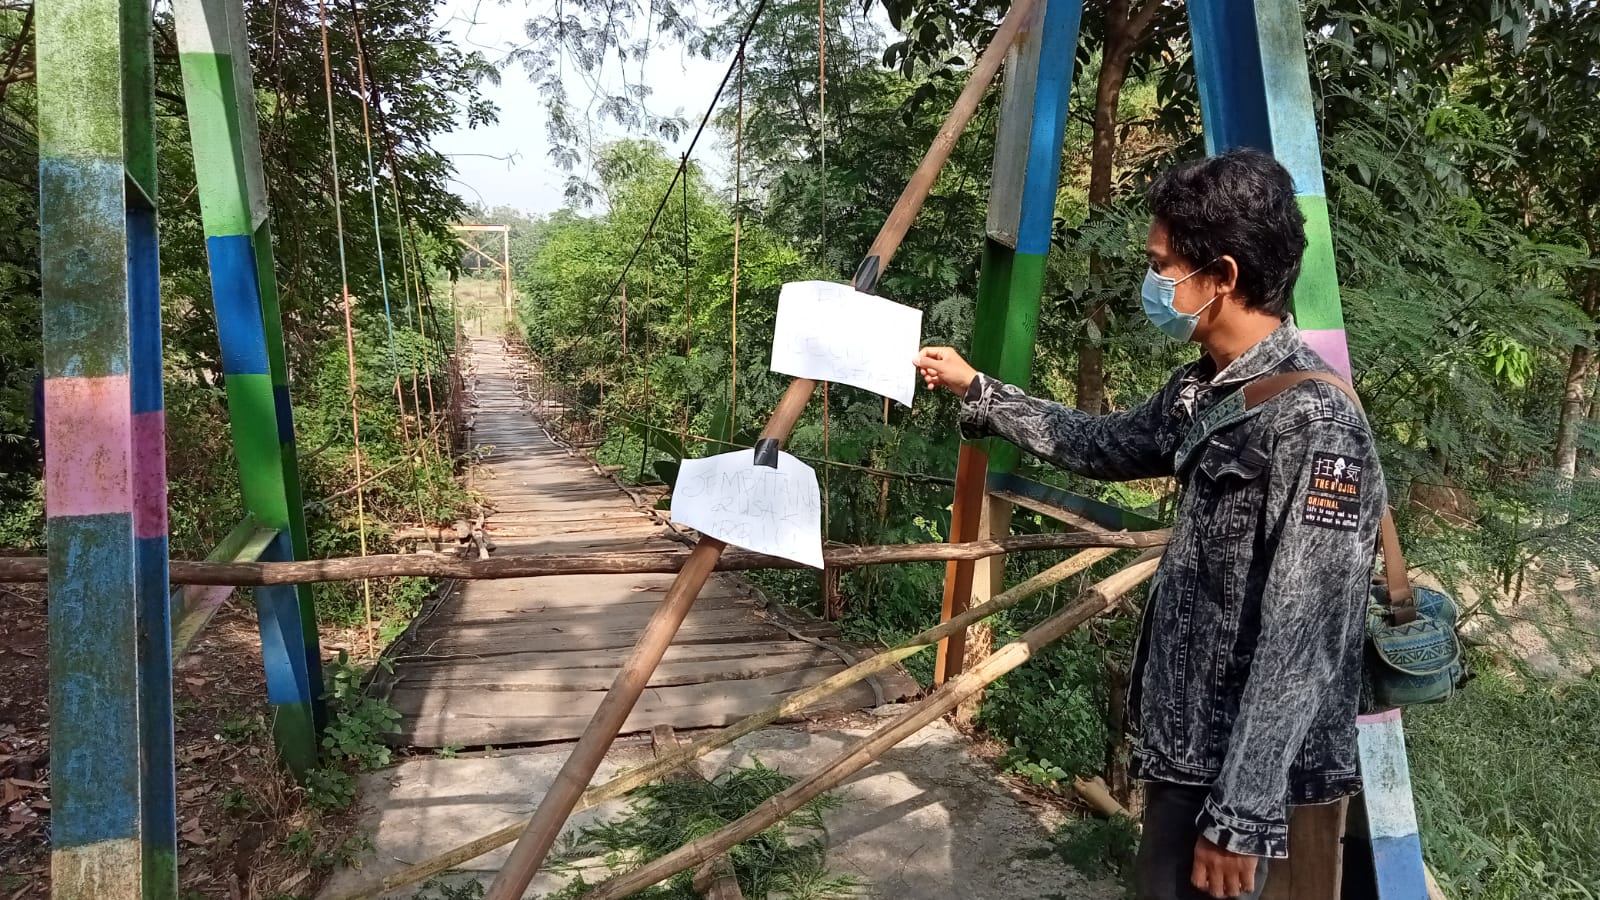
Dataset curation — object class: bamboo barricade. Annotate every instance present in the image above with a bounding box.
[325,546,1122,900]
[579,553,1164,899]
[484,3,1044,895]
[0,531,1166,585]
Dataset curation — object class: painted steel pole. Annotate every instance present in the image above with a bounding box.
[936,0,1084,683]
[174,0,324,776]
[1187,2,1426,897]
[38,0,174,892]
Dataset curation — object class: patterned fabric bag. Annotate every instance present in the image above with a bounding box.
[1362,580,1466,710]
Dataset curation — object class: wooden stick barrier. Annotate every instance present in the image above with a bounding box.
[580,552,1164,899]
[0,531,1166,585]
[325,546,1120,900]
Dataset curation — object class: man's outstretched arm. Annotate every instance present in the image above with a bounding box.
[916,346,1180,481]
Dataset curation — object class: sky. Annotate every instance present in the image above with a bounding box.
[431,0,731,217]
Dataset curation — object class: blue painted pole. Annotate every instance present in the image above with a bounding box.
[38,0,173,892]
[937,0,1085,683]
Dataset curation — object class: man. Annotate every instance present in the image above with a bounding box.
[914,150,1385,900]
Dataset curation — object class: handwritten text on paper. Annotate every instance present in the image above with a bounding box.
[769,281,923,407]
[669,449,824,568]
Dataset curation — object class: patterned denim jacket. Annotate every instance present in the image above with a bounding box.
[959,320,1386,858]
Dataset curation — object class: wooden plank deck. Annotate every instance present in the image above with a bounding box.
[386,335,918,748]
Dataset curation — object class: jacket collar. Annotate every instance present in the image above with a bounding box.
[1199,316,1303,387]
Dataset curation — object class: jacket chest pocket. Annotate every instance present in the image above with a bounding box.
[1189,441,1268,539]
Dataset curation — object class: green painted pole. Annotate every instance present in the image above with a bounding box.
[173,0,323,776]
[937,0,1086,683]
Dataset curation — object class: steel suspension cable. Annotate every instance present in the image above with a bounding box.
[593,0,770,317]
[681,161,692,438]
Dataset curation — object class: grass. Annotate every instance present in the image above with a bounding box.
[1022,652,1600,900]
[1407,658,1600,899]
[542,760,858,899]
[1038,815,1140,896]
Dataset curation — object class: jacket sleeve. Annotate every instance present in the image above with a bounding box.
[957,372,1179,481]
[1197,412,1383,858]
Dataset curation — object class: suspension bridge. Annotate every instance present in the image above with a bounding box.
[384,330,916,749]
[25,0,1442,896]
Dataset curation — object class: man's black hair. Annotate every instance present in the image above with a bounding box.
[1147,149,1307,317]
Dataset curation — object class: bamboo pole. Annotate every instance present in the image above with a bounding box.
[1073,776,1134,821]
[0,531,1164,586]
[581,553,1163,899]
[324,546,1119,900]
[483,5,1044,893]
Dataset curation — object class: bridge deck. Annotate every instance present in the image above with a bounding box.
[386,335,916,748]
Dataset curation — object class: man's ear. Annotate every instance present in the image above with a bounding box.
[1215,255,1241,299]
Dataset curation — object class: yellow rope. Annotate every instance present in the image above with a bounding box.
[730,49,744,432]
[316,0,375,652]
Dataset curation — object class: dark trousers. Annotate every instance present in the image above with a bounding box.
[1136,782,1269,900]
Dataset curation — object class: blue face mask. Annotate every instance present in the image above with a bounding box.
[1141,260,1219,342]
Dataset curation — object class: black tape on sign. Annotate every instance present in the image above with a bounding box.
[753,438,780,469]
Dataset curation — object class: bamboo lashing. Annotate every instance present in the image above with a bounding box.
[324,545,1119,900]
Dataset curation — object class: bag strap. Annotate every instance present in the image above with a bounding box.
[1240,371,1416,625]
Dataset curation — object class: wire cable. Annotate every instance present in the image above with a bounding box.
[594,0,771,315]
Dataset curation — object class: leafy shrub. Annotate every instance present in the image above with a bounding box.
[977,631,1111,783]
[321,652,402,772]
[304,767,357,813]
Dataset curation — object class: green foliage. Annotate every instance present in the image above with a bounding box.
[1042,815,1141,890]
[286,821,376,871]
[0,474,42,548]
[413,879,486,900]
[220,713,267,745]
[977,632,1111,783]
[544,761,856,900]
[296,653,402,815]
[304,766,359,813]
[286,825,316,859]
[221,786,256,814]
[1408,662,1600,899]
[321,653,402,772]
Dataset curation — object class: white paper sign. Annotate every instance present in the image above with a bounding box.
[770,280,923,407]
[669,449,824,569]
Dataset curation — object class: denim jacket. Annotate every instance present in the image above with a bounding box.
[959,320,1386,858]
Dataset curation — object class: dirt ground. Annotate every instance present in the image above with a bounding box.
[0,584,367,900]
[1431,562,1600,679]
[0,583,49,897]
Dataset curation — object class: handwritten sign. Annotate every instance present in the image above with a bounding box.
[769,281,922,407]
[670,450,823,568]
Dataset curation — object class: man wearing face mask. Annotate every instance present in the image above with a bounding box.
[915,149,1386,900]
